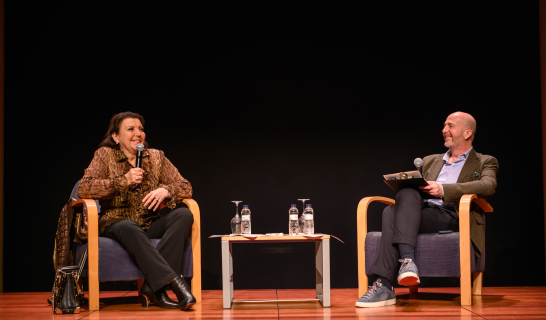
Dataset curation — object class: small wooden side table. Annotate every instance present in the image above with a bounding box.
[220,235,331,309]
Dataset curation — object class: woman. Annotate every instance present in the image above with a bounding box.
[77,111,196,310]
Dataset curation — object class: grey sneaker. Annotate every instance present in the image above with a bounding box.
[397,258,420,286]
[355,279,396,308]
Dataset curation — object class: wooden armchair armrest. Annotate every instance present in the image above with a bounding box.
[357,196,395,297]
[71,199,100,311]
[460,195,493,214]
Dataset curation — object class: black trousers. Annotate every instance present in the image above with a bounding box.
[371,188,459,283]
[102,207,193,292]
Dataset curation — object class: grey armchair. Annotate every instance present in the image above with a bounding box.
[357,194,492,306]
[70,182,201,311]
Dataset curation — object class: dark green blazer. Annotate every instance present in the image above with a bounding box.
[422,148,499,257]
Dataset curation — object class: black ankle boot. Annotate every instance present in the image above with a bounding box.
[169,276,196,310]
[140,281,179,309]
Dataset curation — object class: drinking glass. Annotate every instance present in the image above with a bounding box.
[231,201,242,234]
[297,199,310,213]
[297,199,309,234]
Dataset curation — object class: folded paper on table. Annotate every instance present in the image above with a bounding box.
[302,234,345,243]
[208,234,266,238]
[237,234,266,238]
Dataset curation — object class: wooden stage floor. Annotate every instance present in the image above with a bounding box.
[0,287,545,319]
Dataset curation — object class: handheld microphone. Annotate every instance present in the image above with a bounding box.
[136,144,145,168]
[414,158,423,177]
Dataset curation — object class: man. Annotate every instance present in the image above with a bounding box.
[356,112,498,308]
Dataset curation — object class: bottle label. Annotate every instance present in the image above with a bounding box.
[305,214,313,220]
[242,215,250,221]
[289,214,298,220]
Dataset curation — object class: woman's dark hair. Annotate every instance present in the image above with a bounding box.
[99,111,149,149]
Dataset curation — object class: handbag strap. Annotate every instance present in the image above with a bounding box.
[77,248,88,280]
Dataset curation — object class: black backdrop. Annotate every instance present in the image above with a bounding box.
[6,2,545,292]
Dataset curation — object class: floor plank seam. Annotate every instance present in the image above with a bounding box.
[420,287,489,320]
[78,289,134,319]
[458,304,489,320]
[276,288,280,320]
[79,309,97,320]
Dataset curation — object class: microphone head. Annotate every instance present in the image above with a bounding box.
[136,144,145,152]
[414,157,423,168]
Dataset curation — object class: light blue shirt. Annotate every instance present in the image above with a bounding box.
[426,147,473,207]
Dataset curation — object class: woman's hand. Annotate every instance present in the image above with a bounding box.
[125,168,145,187]
[143,187,170,211]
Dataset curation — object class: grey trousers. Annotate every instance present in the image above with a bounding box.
[102,207,193,292]
[371,188,458,283]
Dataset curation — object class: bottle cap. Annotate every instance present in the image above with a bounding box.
[291,204,296,207]
[306,204,312,207]
[243,205,249,208]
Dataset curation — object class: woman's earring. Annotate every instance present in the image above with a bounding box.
[116,141,119,144]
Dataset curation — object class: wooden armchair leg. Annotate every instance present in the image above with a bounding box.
[88,274,99,310]
[358,274,369,298]
[473,272,483,296]
[409,285,418,293]
[459,254,472,305]
[191,275,201,303]
[460,268,472,305]
[137,279,144,299]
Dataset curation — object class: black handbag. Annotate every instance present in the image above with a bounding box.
[51,249,88,314]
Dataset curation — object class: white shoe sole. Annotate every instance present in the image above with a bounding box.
[355,298,396,308]
[398,272,420,286]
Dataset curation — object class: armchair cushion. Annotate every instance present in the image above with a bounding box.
[365,231,485,277]
[76,236,193,281]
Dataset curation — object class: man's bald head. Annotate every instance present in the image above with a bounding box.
[443,111,476,153]
[447,111,476,141]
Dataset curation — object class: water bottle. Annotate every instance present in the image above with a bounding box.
[241,205,251,234]
[303,204,314,235]
[288,204,299,235]
[230,213,241,234]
